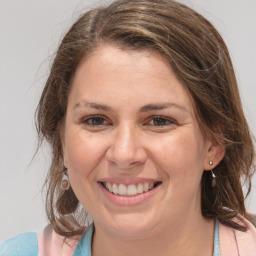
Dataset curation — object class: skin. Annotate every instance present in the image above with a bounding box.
[62,45,224,256]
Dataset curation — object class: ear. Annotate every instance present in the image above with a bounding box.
[203,140,225,171]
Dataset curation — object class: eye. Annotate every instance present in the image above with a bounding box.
[82,116,109,126]
[147,116,175,127]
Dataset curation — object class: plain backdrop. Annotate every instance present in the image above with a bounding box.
[0,0,255,241]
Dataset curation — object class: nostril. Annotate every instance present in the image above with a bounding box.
[105,145,147,169]
[105,128,147,167]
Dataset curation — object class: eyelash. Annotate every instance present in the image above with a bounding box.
[81,115,176,128]
[81,115,110,126]
[146,116,176,127]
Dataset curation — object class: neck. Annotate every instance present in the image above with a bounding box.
[91,214,215,256]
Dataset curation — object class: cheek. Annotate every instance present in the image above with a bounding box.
[152,129,206,185]
[63,130,108,207]
[153,133,206,212]
[64,129,107,180]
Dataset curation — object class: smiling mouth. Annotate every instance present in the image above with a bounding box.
[100,182,162,196]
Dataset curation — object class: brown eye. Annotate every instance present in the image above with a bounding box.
[82,116,108,126]
[148,116,175,127]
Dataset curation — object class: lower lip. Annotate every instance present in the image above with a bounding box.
[98,183,160,206]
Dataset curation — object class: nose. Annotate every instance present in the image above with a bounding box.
[105,123,147,169]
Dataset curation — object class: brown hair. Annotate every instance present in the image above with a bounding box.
[36,0,255,237]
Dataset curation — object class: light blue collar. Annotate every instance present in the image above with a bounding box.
[74,220,220,256]
[213,220,220,256]
[73,224,93,256]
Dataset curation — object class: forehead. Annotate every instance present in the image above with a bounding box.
[75,45,173,81]
[69,45,195,113]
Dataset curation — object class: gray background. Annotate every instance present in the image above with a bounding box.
[0,0,255,241]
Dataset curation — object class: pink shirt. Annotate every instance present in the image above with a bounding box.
[219,217,256,255]
[38,216,256,256]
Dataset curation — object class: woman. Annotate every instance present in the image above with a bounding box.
[1,0,255,255]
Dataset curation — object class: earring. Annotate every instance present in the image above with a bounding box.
[209,161,216,187]
[61,169,70,190]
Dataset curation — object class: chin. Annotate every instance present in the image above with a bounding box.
[98,213,157,239]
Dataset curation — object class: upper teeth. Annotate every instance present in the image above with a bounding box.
[104,182,155,196]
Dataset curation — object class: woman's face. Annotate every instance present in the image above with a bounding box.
[63,46,217,238]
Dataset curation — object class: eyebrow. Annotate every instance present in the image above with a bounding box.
[74,101,188,113]
[74,101,111,111]
[139,103,188,112]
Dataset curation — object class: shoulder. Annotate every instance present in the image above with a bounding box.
[0,232,38,256]
[219,216,256,256]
